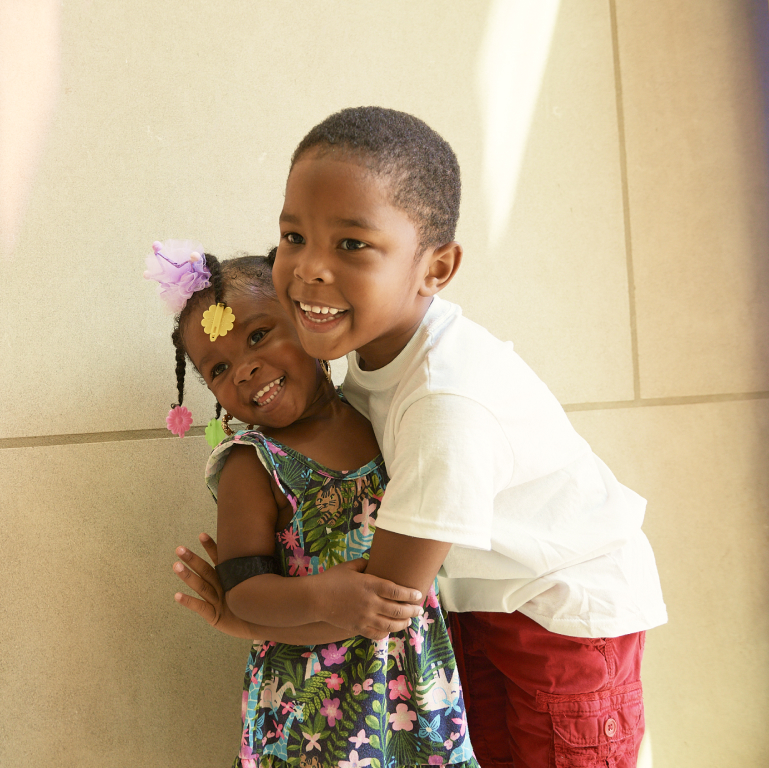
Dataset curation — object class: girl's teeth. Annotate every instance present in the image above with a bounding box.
[254,377,284,404]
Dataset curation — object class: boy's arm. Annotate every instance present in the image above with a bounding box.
[216,446,423,637]
[363,395,513,593]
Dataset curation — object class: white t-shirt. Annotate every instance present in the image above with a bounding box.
[343,297,667,638]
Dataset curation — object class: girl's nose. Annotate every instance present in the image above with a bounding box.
[233,357,260,385]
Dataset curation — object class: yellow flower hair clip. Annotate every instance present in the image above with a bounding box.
[201,303,235,341]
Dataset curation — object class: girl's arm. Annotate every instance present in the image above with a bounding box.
[174,537,406,644]
[216,446,423,638]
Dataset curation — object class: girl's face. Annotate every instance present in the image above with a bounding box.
[183,294,328,429]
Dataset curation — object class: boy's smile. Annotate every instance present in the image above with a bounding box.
[273,153,440,370]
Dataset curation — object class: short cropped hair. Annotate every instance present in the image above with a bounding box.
[291,107,461,252]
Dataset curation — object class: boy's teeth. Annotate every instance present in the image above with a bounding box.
[299,302,342,316]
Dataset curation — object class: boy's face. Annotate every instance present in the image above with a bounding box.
[272,152,435,370]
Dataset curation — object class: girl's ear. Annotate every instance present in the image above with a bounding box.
[418,241,463,297]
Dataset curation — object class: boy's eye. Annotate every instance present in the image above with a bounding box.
[339,238,366,251]
[250,329,267,346]
[284,232,304,245]
[211,362,228,379]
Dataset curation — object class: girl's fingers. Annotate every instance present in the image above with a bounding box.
[198,532,219,566]
[174,591,215,623]
[173,561,219,603]
[176,546,218,585]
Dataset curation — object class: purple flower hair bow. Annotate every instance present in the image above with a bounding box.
[144,239,210,314]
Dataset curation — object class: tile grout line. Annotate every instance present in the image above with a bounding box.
[2,392,769,449]
[564,391,769,412]
[608,0,641,401]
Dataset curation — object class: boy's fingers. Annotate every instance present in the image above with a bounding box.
[376,580,422,605]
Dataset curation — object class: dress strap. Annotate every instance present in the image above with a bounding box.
[205,431,309,504]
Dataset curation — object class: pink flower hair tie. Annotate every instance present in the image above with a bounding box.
[166,405,193,438]
[144,239,210,314]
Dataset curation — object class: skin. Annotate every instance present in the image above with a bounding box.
[181,293,423,641]
[270,150,462,599]
[272,150,462,371]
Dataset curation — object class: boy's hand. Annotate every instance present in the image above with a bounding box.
[313,559,424,640]
[173,534,261,641]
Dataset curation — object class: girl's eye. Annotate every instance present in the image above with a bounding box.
[340,238,366,251]
[250,330,267,346]
[284,232,304,245]
[211,363,228,379]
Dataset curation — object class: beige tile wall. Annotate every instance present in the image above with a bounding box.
[3,1,768,765]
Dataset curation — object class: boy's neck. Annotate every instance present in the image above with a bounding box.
[357,297,435,371]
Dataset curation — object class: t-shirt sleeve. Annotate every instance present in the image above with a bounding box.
[374,394,514,549]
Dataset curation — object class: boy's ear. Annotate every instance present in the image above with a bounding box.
[418,241,463,297]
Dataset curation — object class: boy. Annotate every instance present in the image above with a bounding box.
[270,106,666,768]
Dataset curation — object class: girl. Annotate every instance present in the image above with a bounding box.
[145,241,477,768]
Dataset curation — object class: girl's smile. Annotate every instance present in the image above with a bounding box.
[183,295,331,429]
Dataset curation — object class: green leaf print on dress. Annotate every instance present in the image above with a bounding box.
[205,430,478,768]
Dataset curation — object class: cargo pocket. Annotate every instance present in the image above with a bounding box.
[536,681,644,767]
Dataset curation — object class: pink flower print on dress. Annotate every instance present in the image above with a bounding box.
[408,627,424,653]
[418,612,435,631]
[266,441,287,456]
[353,677,374,695]
[320,697,342,727]
[388,674,412,701]
[389,703,417,732]
[352,497,377,536]
[425,585,440,609]
[288,548,311,576]
[349,728,370,749]
[452,710,468,737]
[166,405,192,437]
[320,643,348,666]
[339,749,372,768]
[302,731,321,751]
[326,673,343,691]
[428,757,446,766]
[281,527,300,549]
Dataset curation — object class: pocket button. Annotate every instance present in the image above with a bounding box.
[604,717,617,737]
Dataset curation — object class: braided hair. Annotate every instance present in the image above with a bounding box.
[169,253,276,421]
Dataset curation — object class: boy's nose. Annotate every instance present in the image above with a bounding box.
[293,246,332,284]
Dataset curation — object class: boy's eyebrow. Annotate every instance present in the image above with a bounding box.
[331,216,380,231]
[279,211,380,231]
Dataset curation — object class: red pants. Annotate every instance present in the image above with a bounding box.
[450,611,645,768]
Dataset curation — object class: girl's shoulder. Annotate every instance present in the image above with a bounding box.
[205,428,385,501]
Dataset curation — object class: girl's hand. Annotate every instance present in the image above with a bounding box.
[314,558,425,640]
[173,534,262,640]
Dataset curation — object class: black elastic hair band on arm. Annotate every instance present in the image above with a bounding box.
[215,555,280,593]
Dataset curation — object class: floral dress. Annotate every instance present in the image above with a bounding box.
[206,430,478,768]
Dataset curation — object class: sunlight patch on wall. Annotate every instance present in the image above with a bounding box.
[0,0,61,259]
[476,0,560,251]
